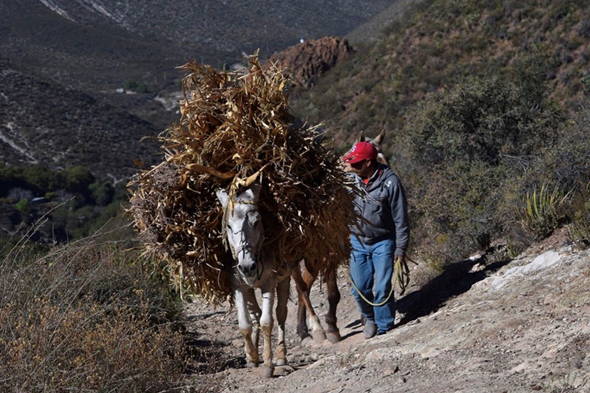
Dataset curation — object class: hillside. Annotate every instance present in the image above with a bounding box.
[0,1,188,94]
[0,0,393,95]
[290,0,590,265]
[293,0,590,145]
[346,0,422,45]
[0,61,160,179]
[30,0,392,57]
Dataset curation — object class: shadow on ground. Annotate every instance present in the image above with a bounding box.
[184,331,244,374]
[396,257,512,326]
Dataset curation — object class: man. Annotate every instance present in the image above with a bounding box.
[343,141,409,338]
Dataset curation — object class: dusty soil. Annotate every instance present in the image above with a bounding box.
[184,231,590,393]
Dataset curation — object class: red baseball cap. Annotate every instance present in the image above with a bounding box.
[342,141,377,164]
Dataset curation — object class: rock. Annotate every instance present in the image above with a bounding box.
[268,37,354,88]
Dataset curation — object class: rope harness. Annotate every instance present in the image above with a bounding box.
[349,255,416,306]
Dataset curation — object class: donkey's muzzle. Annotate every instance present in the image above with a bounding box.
[238,261,257,277]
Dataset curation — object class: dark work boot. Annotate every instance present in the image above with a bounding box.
[363,319,376,339]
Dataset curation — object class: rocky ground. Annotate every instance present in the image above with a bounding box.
[183,230,590,393]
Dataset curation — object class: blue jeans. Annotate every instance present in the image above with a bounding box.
[349,236,395,333]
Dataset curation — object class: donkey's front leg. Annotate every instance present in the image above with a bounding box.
[259,284,275,377]
[275,277,290,366]
[243,288,262,354]
[235,287,259,367]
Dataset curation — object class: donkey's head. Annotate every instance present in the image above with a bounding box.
[359,130,389,167]
[216,184,264,284]
[342,130,389,172]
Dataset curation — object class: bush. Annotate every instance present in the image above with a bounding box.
[64,166,95,195]
[570,203,590,248]
[89,180,115,206]
[408,76,561,166]
[400,75,562,263]
[0,235,187,393]
[568,182,590,248]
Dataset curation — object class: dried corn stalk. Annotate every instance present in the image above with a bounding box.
[128,55,356,304]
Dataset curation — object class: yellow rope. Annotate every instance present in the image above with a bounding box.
[349,256,415,306]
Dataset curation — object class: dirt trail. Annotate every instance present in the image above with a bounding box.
[184,232,590,393]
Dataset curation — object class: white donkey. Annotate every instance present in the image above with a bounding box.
[216,179,290,378]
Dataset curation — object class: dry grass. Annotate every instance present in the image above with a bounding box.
[0,231,188,393]
[128,54,357,304]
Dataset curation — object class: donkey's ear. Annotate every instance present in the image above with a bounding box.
[359,132,366,142]
[244,183,261,199]
[215,189,229,207]
[373,130,385,146]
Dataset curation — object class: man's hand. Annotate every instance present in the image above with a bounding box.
[393,255,410,295]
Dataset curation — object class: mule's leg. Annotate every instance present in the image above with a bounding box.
[259,284,275,377]
[275,277,289,366]
[235,287,259,367]
[243,288,262,353]
[293,266,309,340]
[324,266,342,343]
[292,264,327,343]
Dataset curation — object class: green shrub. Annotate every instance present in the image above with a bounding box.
[64,166,95,195]
[570,202,590,248]
[408,76,561,166]
[398,75,562,263]
[14,198,29,213]
[89,180,115,206]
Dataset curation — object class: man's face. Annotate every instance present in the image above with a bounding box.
[349,159,373,178]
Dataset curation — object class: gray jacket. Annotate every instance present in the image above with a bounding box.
[350,164,409,256]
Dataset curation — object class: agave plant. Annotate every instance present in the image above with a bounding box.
[521,183,571,239]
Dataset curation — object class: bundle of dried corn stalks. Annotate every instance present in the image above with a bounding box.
[128,55,356,304]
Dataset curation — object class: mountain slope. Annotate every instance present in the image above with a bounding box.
[0,1,192,93]
[289,0,590,267]
[293,0,590,145]
[346,0,423,45]
[0,0,394,95]
[30,0,393,55]
[0,61,160,179]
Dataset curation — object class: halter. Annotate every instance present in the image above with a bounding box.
[223,196,265,282]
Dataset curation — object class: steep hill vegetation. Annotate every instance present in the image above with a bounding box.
[0,62,160,178]
[0,0,392,95]
[291,0,590,264]
[295,0,590,141]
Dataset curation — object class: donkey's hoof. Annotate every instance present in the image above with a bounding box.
[274,365,295,376]
[260,365,274,378]
[326,331,341,344]
[311,330,327,343]
[246,360,259,368]
[275,358,287,366]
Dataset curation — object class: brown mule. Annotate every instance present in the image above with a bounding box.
[292,261,342,343]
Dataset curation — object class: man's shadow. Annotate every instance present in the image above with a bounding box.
[395,257,511,327]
